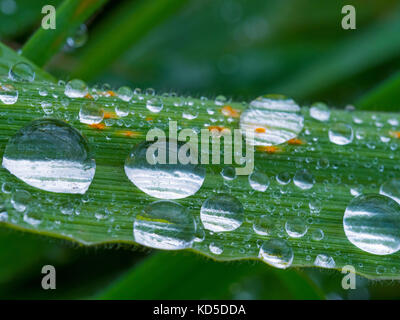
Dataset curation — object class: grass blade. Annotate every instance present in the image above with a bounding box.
[22,0,109,67]
[71,0,187,81]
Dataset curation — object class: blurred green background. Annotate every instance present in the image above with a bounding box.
[1,0,400,299]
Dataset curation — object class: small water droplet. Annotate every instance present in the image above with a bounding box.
[314,254,335,269]
[117,86,133,102]
[329,123,353,145]
[209,242,223,255]
[309,102,330,121]
[9,62,35,82]
[200,194,244,232]
[253,215,274,236]
[259,239,293,269]
[293,169,315,190]
[311,228,324,241]
[65,79,88,98]
[285,217,308,238]
[0,84,18,104]
[79,102,104,124]
[11,189,31,212]
[146,97,163,113]
[248,171,270,192]
[133,200,195,250]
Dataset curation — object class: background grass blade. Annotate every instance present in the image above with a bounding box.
[269,7,400,102]
[71,0,187,81]
[22,0,109,67]
[97,251,324,299]
[356,71,400,111]
[0,42,55,82]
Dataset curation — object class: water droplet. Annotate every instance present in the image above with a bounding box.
[79,102,104,124]
[276,172,291,185]
[311,228,324,241]
[380,178,400,205]
[221,166,236,180]
[259,239,293,269]
[11,189,31,212]
[240,94,303,146]
[285,217,308,238]
[9,62,35,82]
[209,242,223,255]
[293,169,315,190]
[65,24,88,50]
[314,254,335,269]
[248,171,270,192]
[117,86,133,102]
[253,215,274,236]
[124,139,205,199]
[65,79,88,98]
[329,123,353,145]
[133,200,195,250]
[0,84,18,104]
[2,119,96,194]
[146,97,163,113]
[343,194,400,255]
[200,194,244,232]
[309,102,330,121]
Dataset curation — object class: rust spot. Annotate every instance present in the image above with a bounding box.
[208,126,226,132]
[389,131,400,139]
[255,127,266,133]
[287,138,304,145]
[89,123,106,130]
[119,130,140,138]
[256,146,282,154]
[221,105,240,118]
[84,93,94,100]
[146,117,154,121]
[107,90,116,97]
[104,111,118,119]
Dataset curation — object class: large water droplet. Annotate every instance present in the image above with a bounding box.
[259,239,293,269]
[146,97,163,113]
[133,200,195,250]
[343,194,400,255]
[380,178,400,205]
[200,194,244,232]
[2,119,96,194]
[0,84,18,104]
[124,139,205,199]
[329,123,353,145]
[9,62,35,82]
[240,94,304,146]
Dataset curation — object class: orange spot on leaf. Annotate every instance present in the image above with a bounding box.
[287,138,304,145]
[221,105,240,118]
[89,123,106,130]
[119,130,140,138]
[256,146,282,154]
[84,93,94,99]
[255,127,266,133]
[104,111,118,119]
[389,131,400,139]
[146,117,154,121]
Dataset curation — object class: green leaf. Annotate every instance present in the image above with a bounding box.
[70,0,187,81]
[22,0,109,67]
[96,251,324,299]
[356,71,400,112]
[0,42,55,82]
[1,75,400,280]
[269,8,400,101]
